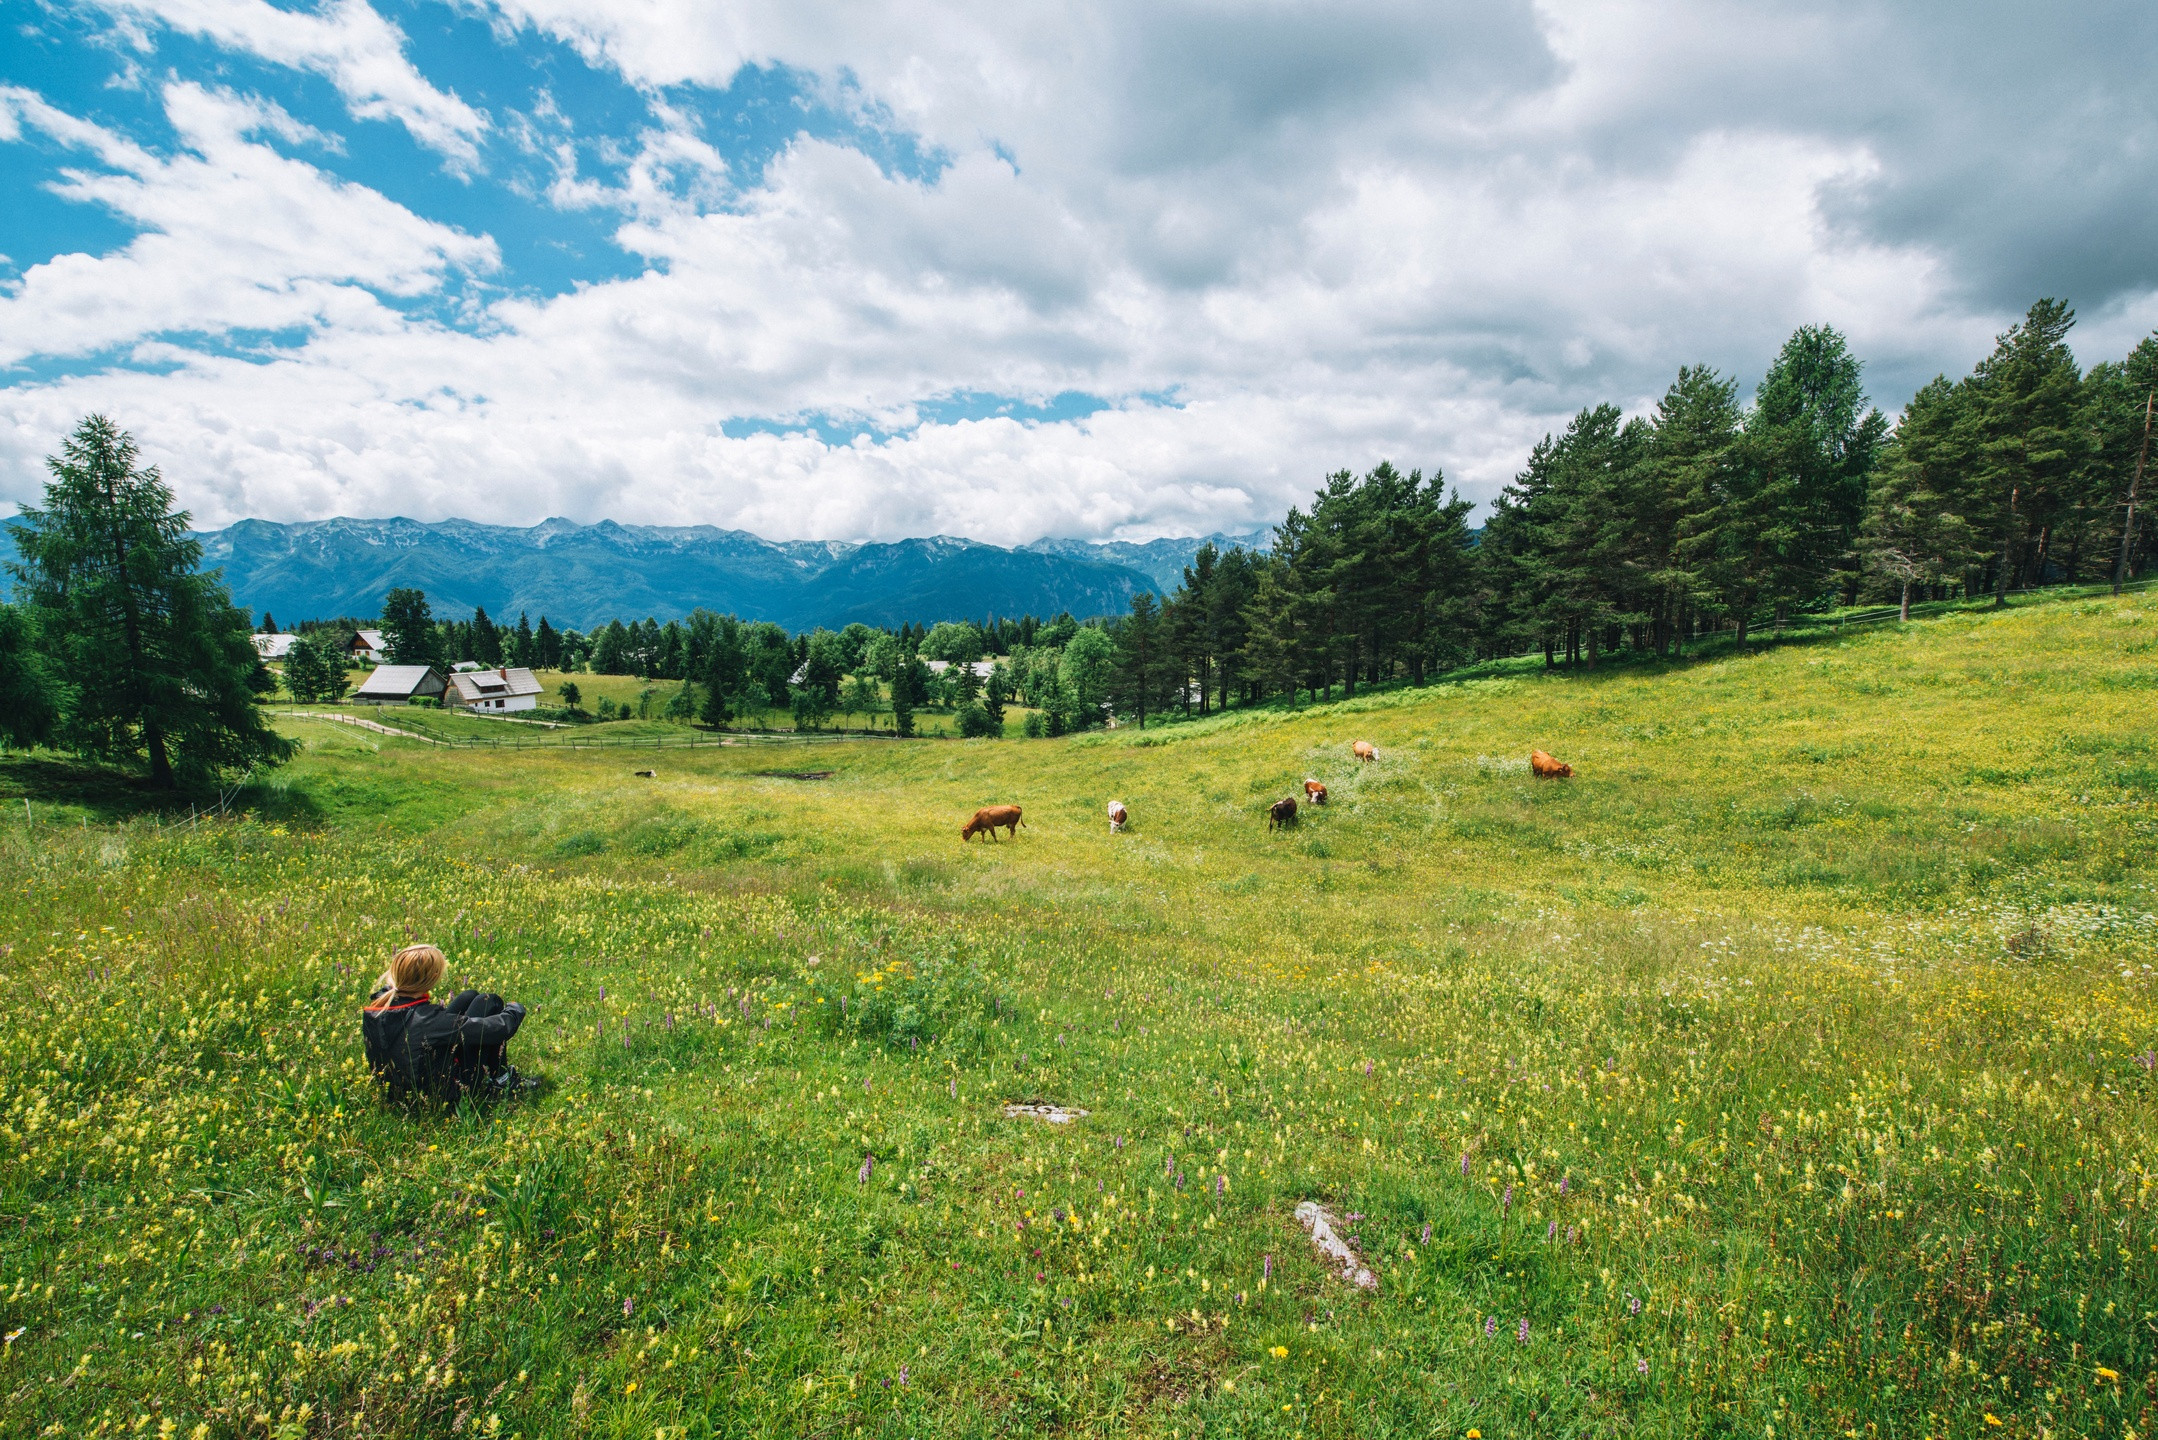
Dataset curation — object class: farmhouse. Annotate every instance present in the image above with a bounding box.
[346,630,392,663]
[352,665,446,705]
[251,633,298,661]
[446,666,544,712]
[924,659,997,679]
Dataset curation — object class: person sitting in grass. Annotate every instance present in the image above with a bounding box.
[362,943,539,1101]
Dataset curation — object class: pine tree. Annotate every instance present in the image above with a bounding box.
[7,415,293,786]
[1861,376,1984,618]
[283,634,324,702]
[1112,592,1170,727]
[471,607,503,665]
[1968,299,2085,602]
[380,588,442,670]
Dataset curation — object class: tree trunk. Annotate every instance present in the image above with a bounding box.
[1899,578,1911,623]
[2119,391,2154,595]
[101,475,174,787]
[1995,489,2018,606]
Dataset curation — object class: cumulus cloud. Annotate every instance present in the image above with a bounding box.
[85,0,489,169]
[2,0,2155,541]
[0,82,496,367]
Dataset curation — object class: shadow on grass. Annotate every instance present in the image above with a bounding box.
[0,751,325,826]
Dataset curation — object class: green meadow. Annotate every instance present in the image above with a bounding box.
[5,592,2157,1439]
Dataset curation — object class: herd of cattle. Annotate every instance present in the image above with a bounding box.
[958,742,1574,841]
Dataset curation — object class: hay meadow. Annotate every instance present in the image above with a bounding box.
[4,592,2157,1439]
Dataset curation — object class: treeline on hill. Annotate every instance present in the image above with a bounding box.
[1104,301,2157,721]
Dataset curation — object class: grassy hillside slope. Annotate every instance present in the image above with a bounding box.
[3,594,2156,1438]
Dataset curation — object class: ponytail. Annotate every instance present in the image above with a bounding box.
[366,943,446,1009]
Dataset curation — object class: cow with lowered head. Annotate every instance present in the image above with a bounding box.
[961,804,1027,841]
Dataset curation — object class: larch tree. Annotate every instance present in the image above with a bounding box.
[6,415,291,787]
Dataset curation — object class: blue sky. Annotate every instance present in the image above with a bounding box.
[2,0,2155,542]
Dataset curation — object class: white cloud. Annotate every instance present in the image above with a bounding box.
[0,83,496,368]
[85,0,488,170]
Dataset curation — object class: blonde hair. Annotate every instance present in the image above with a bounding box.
[367,943,446,1008]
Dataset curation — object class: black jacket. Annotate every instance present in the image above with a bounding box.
[362,990,523,1101]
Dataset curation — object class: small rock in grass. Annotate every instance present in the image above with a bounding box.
[1003,1103,1089,1124]
[1294,1201,1377,1291]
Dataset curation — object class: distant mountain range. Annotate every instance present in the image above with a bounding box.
[160,517,1277,632]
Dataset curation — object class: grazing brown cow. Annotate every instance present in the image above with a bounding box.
[961,804,1026,841]
[1107,800,1129,833]
[1530,749,1573,779]
[1304,778,1328,805]
[1352,740,1377,763]
[1268,796,1298,830]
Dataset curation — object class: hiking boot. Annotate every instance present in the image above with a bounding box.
[487,1067,545,1096]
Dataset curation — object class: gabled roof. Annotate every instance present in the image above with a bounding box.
[252,633,298,659]
[447,667,544,702]
[350,629,388,650]
[353,665,442,698]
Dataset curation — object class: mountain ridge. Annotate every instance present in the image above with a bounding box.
[157,516,1279,632]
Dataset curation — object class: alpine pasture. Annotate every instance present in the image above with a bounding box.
[4,594,2156,1439]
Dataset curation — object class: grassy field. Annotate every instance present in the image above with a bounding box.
[5,593,2157,1438]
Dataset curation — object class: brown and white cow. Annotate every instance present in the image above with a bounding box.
[1529,749,1573,779]
[1268,796,1298,830]
[1304,778,1328,805]
[1107,800,1129,833]
[961,804,1026,841]
[1352,740,1377,763]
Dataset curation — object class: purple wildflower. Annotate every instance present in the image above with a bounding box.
[1420,1223,1431,1245]
[1629,1294,1641,1315]
[1566,1225,1578,1244]
[1461,1153,1470,1177]
[598,985,606,1000]
[623,1297,634,1318]
[1214,1175,1225,1196]
[1363,1060,1372,1076]
[1637,1358,1649,1376]
[859,1154,875,1184]
[899,1365,909,1386]
[863,1076,872,1094]
[1264,1254,1273,1280]
[1517,1317,1530,1343]
[1502,1183,1512,1213]
[1560,1175,1570,1196]
[1547,1220,1558,1241]
[1483,1315,1495,1337]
